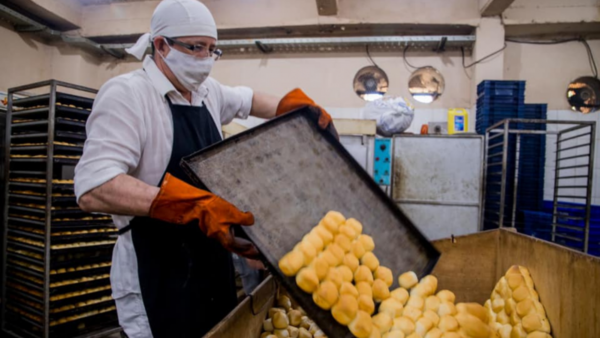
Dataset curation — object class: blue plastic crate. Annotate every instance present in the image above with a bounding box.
[477,96,525,105]
[477,80,526,97]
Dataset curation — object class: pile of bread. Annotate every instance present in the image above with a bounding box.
[277,211,552,338]
[261,294,326,338]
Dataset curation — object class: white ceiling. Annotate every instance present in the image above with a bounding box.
[78,0,150,6]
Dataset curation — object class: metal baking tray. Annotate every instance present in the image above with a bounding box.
[12,92,94,109]
[11,105,91,121]
[181,108,440,337]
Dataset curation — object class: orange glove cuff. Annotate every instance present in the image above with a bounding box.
[276,88,333,130]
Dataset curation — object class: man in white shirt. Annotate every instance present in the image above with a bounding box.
[73,1,336,337]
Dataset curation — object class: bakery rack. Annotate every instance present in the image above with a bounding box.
[1,80,120,338]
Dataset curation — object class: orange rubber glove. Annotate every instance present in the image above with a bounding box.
[149,173,259,259]
[276,88,339,139]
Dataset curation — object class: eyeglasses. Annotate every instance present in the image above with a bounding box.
[164,36,223,60]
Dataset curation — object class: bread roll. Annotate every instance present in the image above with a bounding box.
[346,218,364,235]
[505,298,516,316]
[415,316,433,336]
[438,315,458,332]
[379,298,404,318]
[358,294,376,315]
[343,253,360,272]
[492,298,505,313]
[288,309,302,326]
[273,311,289,329]
[340,282,359,298]
[436,290,455,303]
[352,240,367,259]
[277,295,292,310]
[441,333,461,338]
[295,241,317,266]
[325,267,343,288]
[382,331,405,338]
[512,285,530,302]
[335,234,352,253]
[506,273,525,291]
[454,313,491,338]
[391,288,410,305]
[337,265,354,283]
[269,308,286,318]
[311,255,330,280]
[373,279,391,302]
[392,317,415,335]
[406,333,421,338]
[410,284,431,298]
[373,312,393,334]
[497,310,510,325]
[375,266,394,287]
[357,281,374,298]
[516,299,534,318]
[279,250,304,276]
[358,234,375,252]
[264,318,274,332]
[313,281,339,310]
[355,265,374,285]
[456,303,488,323]
[274,329,290,338]
[312,225,333,246]
[349,310,374,338]
[332,294,359,325]
[298,327,311,338]
[438,302,457,317]
[361,252,380,272]
[420,275,438,295]
[296,268,319,293]
[369,328,382,338]
[339,224,358,240]
[407,295,425,310]
[499,324,512,338]
[303,233,325,253]
[511,324,527,338]
[322,211,345,234]
[321,250,339,267]
[425,295,441,312]
[525,332,551,338]
[402,306,422,322]
[398,272,419,289]
[423,310,440,326]
[261,332,271,338]
[425,328,443,338]
[326,243,345,264]
[313,330,326,338]
[521,314,543,333]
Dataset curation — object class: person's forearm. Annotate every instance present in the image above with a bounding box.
[78,174,159,216]
[250,92,279,119]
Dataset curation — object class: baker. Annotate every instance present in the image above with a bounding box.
[74,0,336,337]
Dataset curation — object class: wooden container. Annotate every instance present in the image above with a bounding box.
[205,229,600,338]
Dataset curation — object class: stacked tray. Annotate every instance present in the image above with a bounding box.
[2,82,119,338]
[476,80,526,135]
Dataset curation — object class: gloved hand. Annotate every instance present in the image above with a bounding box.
[149,173,259,259]
[276,88,339,139]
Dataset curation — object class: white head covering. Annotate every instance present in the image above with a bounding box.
[126,0,218,60]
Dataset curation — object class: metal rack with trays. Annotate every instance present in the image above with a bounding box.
[1,80,120,338]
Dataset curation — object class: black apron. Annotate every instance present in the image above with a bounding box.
[123,97,237,337]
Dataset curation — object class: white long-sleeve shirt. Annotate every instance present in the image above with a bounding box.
[74,55,253,298]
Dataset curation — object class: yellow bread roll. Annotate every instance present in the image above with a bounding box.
[373,279,391,302]
[343,253,360,272]
[308,323,319,335]
[441,333,461,338]
[485,300,497,323]
[499,324,513,338]
[454,313,491,338]
[402,306,422,322]
[526,332,551,338]
[540,318,550,333]
[260,332,271,338]
[277,295,292,310]
[321,250,339,267]
[506,273,525,291]
[415,316,434,336]
[420,275,438,294]
[279,250,304,276]
[327,243,345,263]
[505,299,516,316]
[357,282,374,298]
[369,328,382,338]
[358,294,376,315]
[337,265,354,283]
[511,324,527,338]
[456,303,488,323]
[496,278,511,299]
[358,234,376,252]
[287,326,298,338]
[438,302,457,317]
[346,218,364,235]
[532,300,546,318]
[349,310,374,338]
[399,272,419,289]
[375,266,394,287]
[288,309,302,326]
[269,308,286,318]
[274,329,289,338]
[436,290,456,303]
[516,299,534,318]
[300,317,311,329]
[530,289,539,301]
[505,265,521,276]
[311,255,330,281]
[264,318,274,331]
[303,233,324,252]
[322,211,345,234]
[391,288,410,305]
[355,265,374,285]
[314,330,327,338]
[332,294,359,325]
[339,224,358,240]
[312,225,333,246]
[272,311,289,329]
[340,282,359,298]
[497,310,510,325]
[492,298,506,313]
[352,240,368,259]
[335,234,353,252]
[425,328,443,338]
[512,285,530,302]
[373,312,394,334]
[298,328,311,338]
[521,314,543,333]
[406,333,421,338]
[410,283,432,298]
[326,267,343,289]
[383,331,405,338]
[379,298,404,318]
[295,241,317,266]
[438,315,459,332]
[313,281,339,310]
[361,252,380,272]
[523,275,534,291]
[425,296,441,312]
[296,268,319,293]
[392,317,415,335]
[423,310,440,326]
[407,295,425,310]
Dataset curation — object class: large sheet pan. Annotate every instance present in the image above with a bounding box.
[182,108,440,337]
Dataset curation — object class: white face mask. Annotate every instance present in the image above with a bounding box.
[159,45,214,92]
